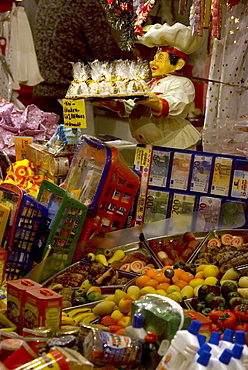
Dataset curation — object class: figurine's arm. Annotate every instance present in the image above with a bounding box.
[91,99,126,116]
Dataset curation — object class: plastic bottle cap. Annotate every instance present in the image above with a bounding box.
[209,331,221,345]
[219,348,232,365]
[222,328,234,343]
[197,350,211,366]
[133,313,143,329]
[232,344,243,360]
[187,320,202,335]
[234,330,246,345]
[197,334,207,347]
[197,343,212,356]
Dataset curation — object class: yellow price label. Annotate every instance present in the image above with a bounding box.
[134,147,151,167]
[62,99,87,128]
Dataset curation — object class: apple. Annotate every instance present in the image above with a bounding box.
[118,296,134,314]
[220,281,237,297]
[117,316,131,328]
[209,296,226,309]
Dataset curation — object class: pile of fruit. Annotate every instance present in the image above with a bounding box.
[86,247,157,273]
[193,232,248,274]
[148,232,201,266]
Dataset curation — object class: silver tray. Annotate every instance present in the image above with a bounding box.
[144,231,209,265]
[83,240,162,270]
[42,259,138,290]
[187,229,248,264]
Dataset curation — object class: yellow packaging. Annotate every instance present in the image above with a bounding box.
[14,137,33,161]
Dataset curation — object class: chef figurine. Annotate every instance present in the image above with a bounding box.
[94,22,205,149]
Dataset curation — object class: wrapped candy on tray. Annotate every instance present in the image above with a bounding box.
[97,61,115,97]
[66,61,90,98]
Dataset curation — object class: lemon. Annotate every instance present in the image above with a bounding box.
[167,293,181,303]
[139,286,157,296]
[193,285,203,297]
[189,278,205,289]
[238,276,248,288]
[172,291,182,301]
[166,285,181,294]
[195,271,204,279]
[203,265,220,278]
[181,285,194,299]
[196,264,207,273]
[156,289,167,297]
[204,276,218,286]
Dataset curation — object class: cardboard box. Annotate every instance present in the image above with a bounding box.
[24,288,62,330]
[7,279,42,334]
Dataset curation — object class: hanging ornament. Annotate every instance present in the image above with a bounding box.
[134,0,156,36]
[100,0,137,51]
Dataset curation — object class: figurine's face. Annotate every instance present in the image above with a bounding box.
[150,52,178,77]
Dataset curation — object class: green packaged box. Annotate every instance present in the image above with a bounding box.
[130,294,191,343]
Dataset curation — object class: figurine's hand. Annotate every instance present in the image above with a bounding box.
[90,99,117,111]
[130,104,150,120]
[136,93,163,115]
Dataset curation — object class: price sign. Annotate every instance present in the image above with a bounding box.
[62,99,87,128]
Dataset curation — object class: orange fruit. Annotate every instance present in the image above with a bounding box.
[87,286,102,295]
[135,275,151,289]
[175,279,188,290]
[153,273,168,284]
[146,269,159,279]
[172,276,179,284]
[156,282,170,291]
[145,278,159,289]
[180,271,195,283]
[173,269,185,278]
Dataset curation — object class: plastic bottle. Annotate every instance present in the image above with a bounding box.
[217,348,244,370]
[156,319,202,370]
[208,331,222,357]
[188,350,211,370]
[125,313,147,341]
[141,331,161,370]
[198,333,207,347]
[234,330,248,366]
[232,343,248,369]
[83,329,143,368]
[219,329,234,350]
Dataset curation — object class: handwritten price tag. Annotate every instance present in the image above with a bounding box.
[62,99,86,128]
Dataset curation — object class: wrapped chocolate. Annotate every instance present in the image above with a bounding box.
[113,59,129,95]
[88,60,103,96]
[97,61,114,96]
[126,59,149,94]
[66,62,89,98]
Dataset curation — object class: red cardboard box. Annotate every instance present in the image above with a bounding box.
[7,279,42,334]
[24,288,62,331]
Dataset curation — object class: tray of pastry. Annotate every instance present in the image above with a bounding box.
[187,229,248,274]
[42,259,138,290]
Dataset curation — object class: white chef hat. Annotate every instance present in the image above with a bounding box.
[137,22,205,60]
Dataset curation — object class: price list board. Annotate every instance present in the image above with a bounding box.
[132,145,248,231]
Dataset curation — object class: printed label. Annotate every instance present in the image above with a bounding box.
[231,170,248,199]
